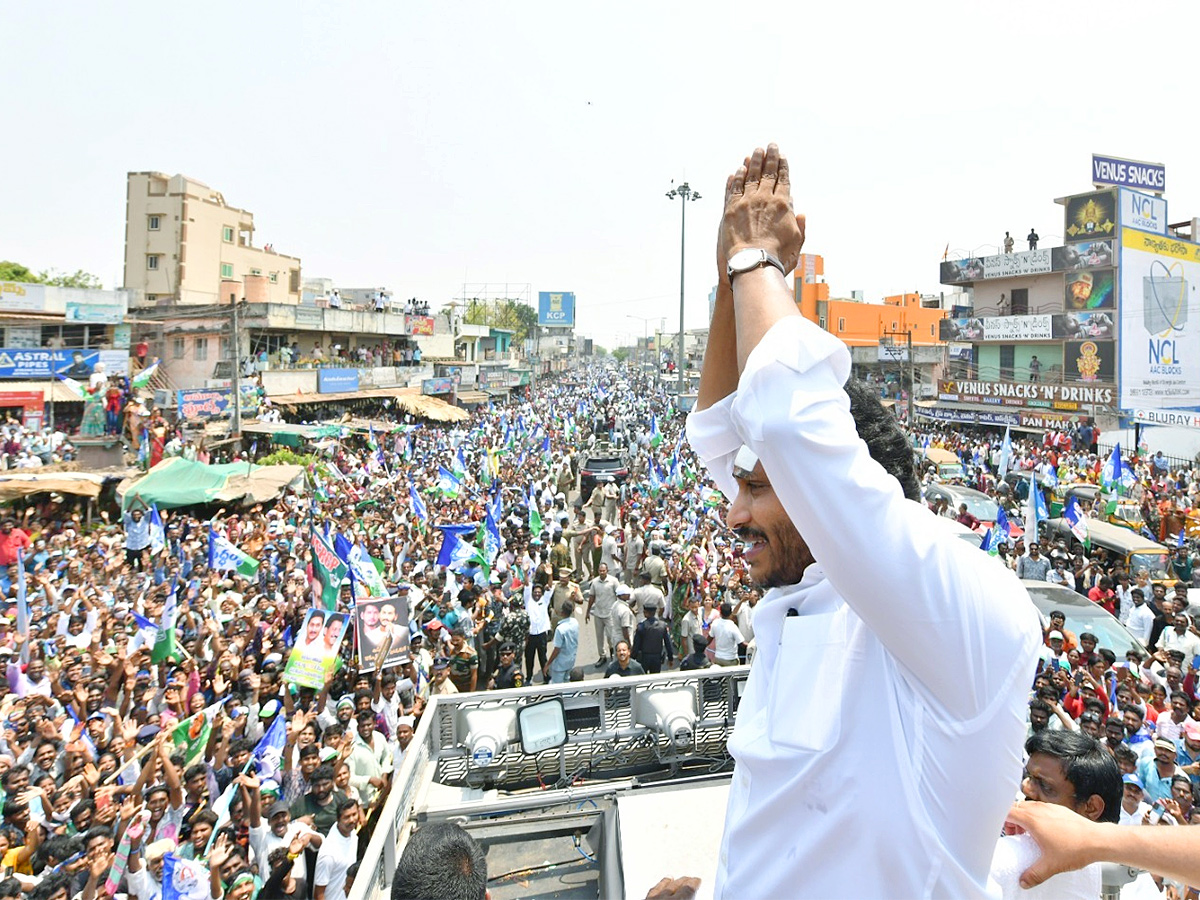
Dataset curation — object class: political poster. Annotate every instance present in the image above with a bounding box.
[1064,269,1115,311]
[1118,227,1200,409]
[284,608,349,689]
[0,348,129,379]
[355,596,411,672]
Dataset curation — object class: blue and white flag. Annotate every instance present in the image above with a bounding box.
[1064,497,1089,544]
[252,713,287,782]
[149,505,166,556]
[1025,478,1049,545]
[437,466,462,498]
[161,853,210,900]
[979,527,994,554]
[484,500,502,564]
[15,550,29,664]
[435,523,478,568]
[1100,444,1123,489]
[1043,466,1058,489]
[995,505,1012,543]
[1179,527,1187,549]
[409,482,428,525]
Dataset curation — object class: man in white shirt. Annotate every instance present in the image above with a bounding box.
[1118,774,1153,825]
[313,798,360,900]
[709,602,744,666]
[686,144,1040,899]
[1126,588,1155,645]
[1160,613,1200,662]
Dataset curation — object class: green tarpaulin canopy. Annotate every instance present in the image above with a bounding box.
[118,457,304,510]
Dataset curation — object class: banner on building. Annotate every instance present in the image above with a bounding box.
[422,377,456,395]
[63,289,129,324]
[1051,240,1115,272]
[538,291,576,327]
[1060,310,1115,340]
[1064,269,1115,310]
[917,407,1020,426]
[0,348,128,379]
[937,379,1115,407]
[1118,227,1200,409]
[405,315,434,335]
[1064,340,1115,384]
[1129,408,1200,429]
[1119,189,1168,235]
[317,368,359,393]
[177,388,231,419]
[1064,191,1117,242]
[0,283,47,314]
[940,249,1052,285]
[1092,154,1165,193]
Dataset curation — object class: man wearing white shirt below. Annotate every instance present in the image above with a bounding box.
[709,602,744,667]
[1126,588,1155,645]
[1160,612,1200,662]
[1118,773,1153,824]
[1046,557,1075,589]
[686,144,1040,899]
[313,798,359,900]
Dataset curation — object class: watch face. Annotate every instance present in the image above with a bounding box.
[728,248,764,272]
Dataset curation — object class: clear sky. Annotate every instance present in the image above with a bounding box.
[6,1,1199,350]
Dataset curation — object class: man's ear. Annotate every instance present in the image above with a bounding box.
[1077,792,1107,823]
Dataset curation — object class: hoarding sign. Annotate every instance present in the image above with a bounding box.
[422,377,455,395]
[940,249,1051,284]
[940,315,1054,342]
[294,307,324,328]
[406,315,434,335]
[1051,240,1114,272]
[63,288,128,324]
[1119,188,1167,235]
[917,407,1020,426]
[317,368,360,393]
[1118,227,1200,409]
[1064,191,1117,242]
[0,283,47,314]
[177,388,231,419]
[538,291,576,327]
[937,379,1115,407]
[1064,269,1116,311]
[1092,154,1165,193]
[1064,339,1115,384]
[0,348,128,379]
[1130,408,1200,429]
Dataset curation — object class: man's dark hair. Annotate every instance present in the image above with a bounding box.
[719,602,732,619]
[311,764,335,785]
[299,744,321,760]
[336,797,359,817]
[1028,697,1051,718]
[0,877,23,900]
[392,822,487,900]
[184,763,208,782]
[229,738,254,757]
[1025,730,1121,824]
[560,599,574,618]
[844,378,921,502]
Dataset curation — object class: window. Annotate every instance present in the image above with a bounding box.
[999,344,1015,380]
[269,272,278,284]
[222,226,234,243]
[930,324,935,336]
[837,317,845,332]
[818,316,826,330]
[194,338,208,361]
[172,337,185,359]
[148,215,161,231]
[220,263,233,279]
[220,336,232,358]
[249,268,262,276]
[146,255,159,270]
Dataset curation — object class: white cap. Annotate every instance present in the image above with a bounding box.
[1048,630,1065,641]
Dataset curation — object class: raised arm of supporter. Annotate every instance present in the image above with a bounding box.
[156,731,184,808]
[688,144,1039,719]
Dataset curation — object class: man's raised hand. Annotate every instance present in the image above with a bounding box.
[721,144,805,275]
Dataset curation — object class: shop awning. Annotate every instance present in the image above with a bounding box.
[455,390,490,404]
[117,457,305,510]
[0,381,88,402]
[0,471,118,501]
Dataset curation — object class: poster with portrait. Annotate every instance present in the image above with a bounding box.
[1056,311,1115,340]
[1064,191,1117,242]
[1064,340,1115,384]
[1064,269,1115,311]
[284,608,350,689]
[355,596,411,672]
[1052,240,1114,271]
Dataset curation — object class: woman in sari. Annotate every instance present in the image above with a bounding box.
[80,364,108,436]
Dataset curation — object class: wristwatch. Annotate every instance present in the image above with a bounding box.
[727,248,785,283]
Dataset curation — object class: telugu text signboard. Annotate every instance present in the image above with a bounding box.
[538,291,576,327]
[1118,227,1200,410]
[405,315,434,335]
[1092,154,1165,193]
[177,388,231,419]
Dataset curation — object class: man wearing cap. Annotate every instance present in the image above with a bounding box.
[1138,736,1186,802]
[610,584,637,650]
[248,773,321,888]
[429,657,458,696]
[549,568,582,635]
[488,643,523,690]
[1118,773,1153,825]
[632,596,673,674]
[686,144,1040,898]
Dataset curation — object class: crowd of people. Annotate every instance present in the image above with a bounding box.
[0,331,1199,899]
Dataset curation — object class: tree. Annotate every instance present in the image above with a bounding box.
[460,298,539,344]
[0,261,102,289]
[612,347,630,362]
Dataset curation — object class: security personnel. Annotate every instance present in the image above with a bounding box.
[632,597,674,674]
[489,642,524,690]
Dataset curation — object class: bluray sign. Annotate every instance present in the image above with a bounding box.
[1092,154,1165,192]
[538,291,576,327]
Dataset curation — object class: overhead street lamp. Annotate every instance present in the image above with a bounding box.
[666,182,700,399]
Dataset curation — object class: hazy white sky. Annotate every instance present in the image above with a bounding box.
[6,1,1199,348]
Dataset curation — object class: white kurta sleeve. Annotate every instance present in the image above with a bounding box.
[699,315,1039,720]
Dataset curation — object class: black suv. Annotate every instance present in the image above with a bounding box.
[580,443,630,498]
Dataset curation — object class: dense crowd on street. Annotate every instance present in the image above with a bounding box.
[0,355,1197,900]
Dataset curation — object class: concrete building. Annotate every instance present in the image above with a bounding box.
[122,172,302,308]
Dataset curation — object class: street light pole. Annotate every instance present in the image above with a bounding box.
[626,314,652,382]
[666,182,701,399]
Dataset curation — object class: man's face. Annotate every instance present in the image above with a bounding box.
[1029,707,1050,731]
[1022,751,1101,820]
[1123,710,1142,735]
[379,605,396,629]
[1050,614,1065,632]
[1155,743,1177,766]
[597,563,608,580]
[300,753,319,777]
[615,642,631,666]
[1106,720,1127,744]
[397,723,414,750]
[185,770,207,798]
[311,777,333,803]
[1070,278,1093,302]
[34,744,55,771]
[1029,544,1040,558]
[27,659,44,682]
[362,605,379,627]
[306,616,323,642]
[1122,783,1144,814]
[728,461,814,589]
[357,717,374,742]
[337,803,358,837]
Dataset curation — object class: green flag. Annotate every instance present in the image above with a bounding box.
[311,532,348,610]
[151,588,179,664]
[171,704,216,766]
